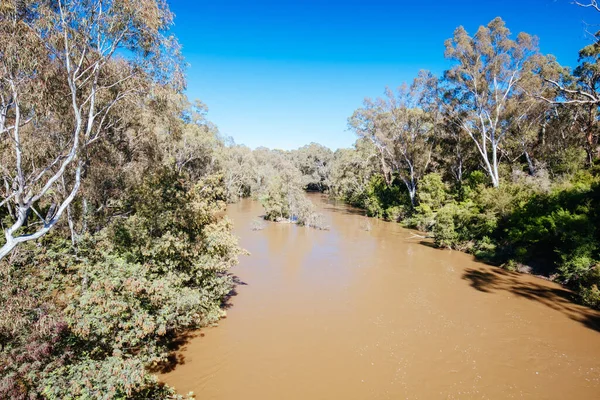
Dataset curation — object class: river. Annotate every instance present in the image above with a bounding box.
[160,194,600,399]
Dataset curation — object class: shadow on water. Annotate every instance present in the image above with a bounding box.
[418,240,438,249]
[149,331,199,374]
[321,206,367,217]
[462,267,600,333]
[150,275,248,374]
[222,274,248,310]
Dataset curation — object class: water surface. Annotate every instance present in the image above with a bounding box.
[161,195,600,399]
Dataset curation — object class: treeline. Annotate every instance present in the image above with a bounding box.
[220,142,332,228]
[323,17,600,309]
[0,1,244,398]
[0,1,334,397]
[2,0,600,397]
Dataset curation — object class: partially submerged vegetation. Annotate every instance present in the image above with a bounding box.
[220,144,331,230]
[0,2,329,396]
[0,1,240,397]
[2,0,600,398]
[328,17,600,309]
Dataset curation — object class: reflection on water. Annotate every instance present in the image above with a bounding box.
[161,194,600,399]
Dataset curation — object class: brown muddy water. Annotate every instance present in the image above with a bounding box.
[161,194,600,399]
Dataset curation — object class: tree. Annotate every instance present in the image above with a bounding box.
[290,142,333,191]
[437,108,477,185]
[349,71,438,205]
[444,17,554,187]
[329,138,379,206]
[541,41,600,162]
[0,0,182,259]
[219,144,258,202]
[163,99,222,180]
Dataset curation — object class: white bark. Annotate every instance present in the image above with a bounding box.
[0,1,140,260]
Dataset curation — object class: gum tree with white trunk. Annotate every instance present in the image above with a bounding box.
[444,17,554,187]
[0,0,182,259]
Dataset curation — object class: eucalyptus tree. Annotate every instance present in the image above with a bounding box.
[0,0,182,259]
[349,71,438,205]
[437,109,477,185]
[329,138,379,206]
[533,1,600,163]
[444,17,555,187]
[162,99,222,179]
[219,144,258,202]
[540,41,600,162]
[290,142,333,191]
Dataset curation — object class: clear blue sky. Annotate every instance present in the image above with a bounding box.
[169,0,593,150]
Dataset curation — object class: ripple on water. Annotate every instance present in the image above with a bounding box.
[161,194,600,400]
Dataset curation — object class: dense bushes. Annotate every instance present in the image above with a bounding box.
[340,168,600,309]
[0,168,242,398]
[362,175,408,219]
[328,14,600,308]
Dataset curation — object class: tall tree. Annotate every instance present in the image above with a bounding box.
[329,138,379,206]
[349,71,438,205]
[291,142,333,191]
[444,17,553,187]
[541,40,600,162]
[0,0,182,259]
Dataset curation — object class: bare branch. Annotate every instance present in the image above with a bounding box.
[545,78,600,103]
[575,1,600,13]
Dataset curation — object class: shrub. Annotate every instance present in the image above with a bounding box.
[580,284,600,309]
[384,205,407,222]
[547,147,588,177]
[1,168,243,398]
[364,195,384,218]
[417,173,447,211]
[433,203,459,248]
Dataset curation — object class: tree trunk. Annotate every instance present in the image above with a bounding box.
[524,149,535,175]
[0,239,17,260]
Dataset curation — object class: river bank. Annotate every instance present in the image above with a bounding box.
[161,194,600,399]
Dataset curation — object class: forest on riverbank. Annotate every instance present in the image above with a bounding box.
[218,15,600,311]
[1,0,600,398]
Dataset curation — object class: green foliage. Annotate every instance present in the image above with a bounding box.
[384,205,407,222]
[457,171,488,200]
[260,175,292,221]
[547,147,588,176]
[362,175,409,218]
[473,236,499,262]
[257,156,327,229]
[290,143,333,191]
[417,173,447,210]
[503,176,600,274]
[431,199,497,251]
[430,172,600,308]
[1,166,242,398]
[328,139,379,207]
[406,173,449,230]
[433,203,459,248]
[219,145,257,203]
[579,264,600,308]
